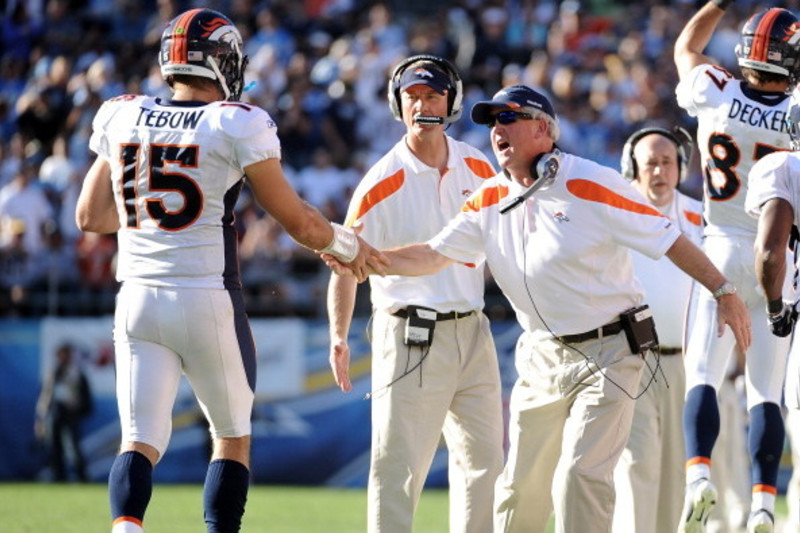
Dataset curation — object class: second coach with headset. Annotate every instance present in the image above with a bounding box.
[324,84,752,533]
[611,126,703,533]
[327,55,504,533]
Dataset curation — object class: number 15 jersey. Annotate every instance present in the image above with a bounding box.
[676,63,792,236]
[89,95,281,289]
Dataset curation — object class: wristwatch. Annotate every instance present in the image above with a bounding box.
[712,281,737,299]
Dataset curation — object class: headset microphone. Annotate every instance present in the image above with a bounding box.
[500,149,561,214]
[414,115,445,125]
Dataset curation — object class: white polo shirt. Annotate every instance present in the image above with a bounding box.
[630,190,703,348]
[429,152,682,340]
[345,135,495,313]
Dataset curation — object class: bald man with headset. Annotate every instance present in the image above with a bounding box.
[611,126,703,533]
[324,85,752,533]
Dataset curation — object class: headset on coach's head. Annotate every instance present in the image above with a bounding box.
[620,126,694,183]
[387,55,463,125]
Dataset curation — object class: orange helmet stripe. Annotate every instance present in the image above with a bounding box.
[169,8,203,64]
[750,9,782,63]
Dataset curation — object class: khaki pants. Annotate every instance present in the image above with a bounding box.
[495,330,644,533]
[368,310,504,533]
[612,352,685,533]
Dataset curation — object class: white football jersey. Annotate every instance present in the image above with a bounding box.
[747,150,800,228]
[89,95,281,289]
[676,63,793,236]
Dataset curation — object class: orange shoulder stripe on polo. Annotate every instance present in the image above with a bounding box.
[170,8,202,64]
[750,9,781,63]
[462,185,509,212]
[464,157,495,179]
[347,168,405,224]
[566,179,664,217]
[683,210,702,226]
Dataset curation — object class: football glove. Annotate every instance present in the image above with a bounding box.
[768,302,798,337]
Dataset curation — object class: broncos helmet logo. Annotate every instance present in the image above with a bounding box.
[199,17,229,38]
[413,68,434,79]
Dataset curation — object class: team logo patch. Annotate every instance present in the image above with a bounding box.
[413,68,434,79]
[553,211,570,223]
[461,189,472,197]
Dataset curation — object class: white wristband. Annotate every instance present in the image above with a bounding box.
[319,223,360,263]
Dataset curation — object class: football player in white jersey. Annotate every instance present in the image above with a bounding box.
[674,2,800,532]
[74,9,385,533]
[747,98,800,533]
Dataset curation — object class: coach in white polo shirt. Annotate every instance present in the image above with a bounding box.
[327,55,504,533]
[325,85,752,533]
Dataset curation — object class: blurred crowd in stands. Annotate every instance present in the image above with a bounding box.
[0,0,783,317]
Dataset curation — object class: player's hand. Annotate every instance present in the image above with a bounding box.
[350,235,389,279]
[329,338,352,392]
[320,237,388,282]
[716,292,751,351]
[768,302,798,337]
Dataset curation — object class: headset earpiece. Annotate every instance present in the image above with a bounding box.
[530,148,562,183]
[387,54,463,123]
[620,127,693,183]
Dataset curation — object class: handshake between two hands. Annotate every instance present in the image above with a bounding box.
[768,301,799,337]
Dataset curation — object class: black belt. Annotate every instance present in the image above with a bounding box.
[659,347,682,355]
[392,309,475,321]
[559,321,623,344]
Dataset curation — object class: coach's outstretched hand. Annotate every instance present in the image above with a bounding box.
[716,292,752,352]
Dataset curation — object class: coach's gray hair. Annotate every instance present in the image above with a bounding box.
[524,107,560,142]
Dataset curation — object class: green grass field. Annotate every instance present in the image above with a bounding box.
[0,483,449,532]
[0,482,790,532]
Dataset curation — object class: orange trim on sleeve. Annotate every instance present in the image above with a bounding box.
[566,179,665,217]
[464,158,496,179]
[683,210,702,226]
[752,484,778,495]
[685,457,711,468]
[347,169,405,224]
[462,185,509,212]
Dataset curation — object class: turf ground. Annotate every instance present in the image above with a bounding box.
[0,482,790,532]
[0,483,449,532]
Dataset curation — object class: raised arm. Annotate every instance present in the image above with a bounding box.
[674,1,727,80]
[665,233,751,350]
